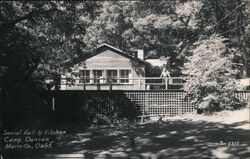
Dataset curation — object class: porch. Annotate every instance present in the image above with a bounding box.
[59,77,185,91]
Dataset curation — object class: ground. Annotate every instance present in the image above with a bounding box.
[39,107,250,159]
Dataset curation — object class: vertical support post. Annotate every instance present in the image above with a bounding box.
[177,92,181,115]
[52,97,55,111]
[65,73,67,90]
[117,69,120,84]
[248,92,250,107]
[97,83,100,91]
[83,82,86,91]
[139,77,141,90]
[109,79,114,117]
[109,80,112,91]
[83,68,86,91]
[90,70,93,84]
[54,75,60,91]
[103,69,106,84]
[145,91,149,117]
[165,77,168,90]
[82,63,87,90]
[247,92,250,108]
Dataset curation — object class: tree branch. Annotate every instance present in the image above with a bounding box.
[0,8,58,30]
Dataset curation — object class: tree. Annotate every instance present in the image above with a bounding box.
[0,1,99,91]
[183,34,246,112]
[83,1,129,50]
[84,0,204,75]
[0,1,99,127]
[192,0,249,77]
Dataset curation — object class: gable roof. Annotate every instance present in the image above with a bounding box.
[65,43,148,67]
[97,43,123,53]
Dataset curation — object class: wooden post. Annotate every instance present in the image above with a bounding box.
[246,92,250,108]
[117,69,120,84]
[145,91,149,121]
[139,77,141,90]
[54,75,60,91]
[109,80,112,91]
[81,75,86,91]
[65,73,67,90]
[165,77,168,90]
[83,82,86,91]
[177,92,181,115]
[97,83,100,90]
[52,97,55,111]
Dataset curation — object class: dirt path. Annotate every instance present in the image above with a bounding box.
[46,108,250,158]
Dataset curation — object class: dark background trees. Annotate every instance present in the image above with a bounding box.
[84,0,249,76]
[0,1,100,127]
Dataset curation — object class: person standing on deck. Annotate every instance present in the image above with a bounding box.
[160,67,171,79]
[160,67,171,89]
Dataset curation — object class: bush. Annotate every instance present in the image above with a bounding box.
[183,34,246,113]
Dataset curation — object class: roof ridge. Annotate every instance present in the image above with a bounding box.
[97,43,123,53]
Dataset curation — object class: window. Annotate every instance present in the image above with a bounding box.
[79,70,90,83]
[93,70,103,83]
[120,70,130,83]
[107,70,118,83]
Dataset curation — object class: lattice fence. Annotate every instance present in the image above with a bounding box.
[80,91,195,118]
[123,91,195,117]
[53,90,250,119]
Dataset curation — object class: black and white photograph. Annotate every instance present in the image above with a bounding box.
[1,0,250,158]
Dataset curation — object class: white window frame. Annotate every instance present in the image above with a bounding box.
[83,69,132,85]
[93,69,103,84]
[119,69,131,84]
[107,70,118,84]
[79,70,90,83]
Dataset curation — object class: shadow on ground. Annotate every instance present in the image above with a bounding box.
[45,119,250,159]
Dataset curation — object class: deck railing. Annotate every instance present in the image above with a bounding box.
[51,77,186,90]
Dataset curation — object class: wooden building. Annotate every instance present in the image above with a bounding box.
[61,43,149,90]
